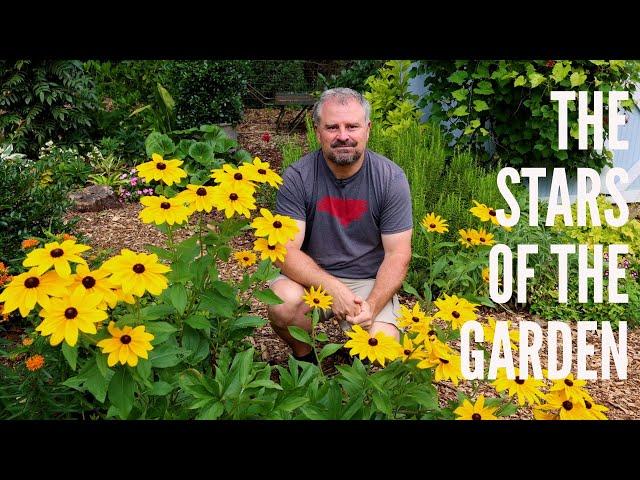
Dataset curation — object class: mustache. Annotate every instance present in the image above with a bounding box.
[330,140,357,148]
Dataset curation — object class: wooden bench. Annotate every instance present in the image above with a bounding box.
[274,92,317,134]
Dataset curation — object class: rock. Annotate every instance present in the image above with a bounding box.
[69,185,121,212]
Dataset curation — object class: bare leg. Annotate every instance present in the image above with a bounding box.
[267,278,313,357]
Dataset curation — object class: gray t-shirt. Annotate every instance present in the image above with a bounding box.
[275,149,413,279]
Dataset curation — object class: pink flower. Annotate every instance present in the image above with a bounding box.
[262,132,271,142]
[130,177,138,186]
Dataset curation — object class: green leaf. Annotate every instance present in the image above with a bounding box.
[200,290,236,318]
[95,352,111,378]
[372,391,393,417]
[255,288,283,305]
[402,281,422,300]
[182,325,210,364]
[108,368,136,419]
[276,395,309,412]
[145,132,175,157]
[144,244,173,260]
[246,378,283,390]
[136,358,152,380]
[149,381,174,396]
[451,105,469,117]
[528,72,545,88]
[551,62,571,82]
[188,141,215,165]
[149,343,182,368]
[145,321,178,344]
[447,70,468,85]
[197,401,224,420]
[167,284,188,314]
[451,88,468,101]
[318,343,342,362]
[473,100,489,112]
[514,75,527,87]
[497,402,518,417]
[139,304,176,321]
[288,326,312,346]
[184,314,211,331]
[473,80,494,95]
[570,71,587,87]
[229,315,267,332]
[316,332,329,342]
[85,362,114,403]
[61,342,78,371]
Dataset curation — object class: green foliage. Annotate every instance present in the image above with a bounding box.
[244,60,309,107]
[317,60,386,92]
[0,60,98,157]
[364,60,422,136]
[413,60,640,169]
[168,61,250,128]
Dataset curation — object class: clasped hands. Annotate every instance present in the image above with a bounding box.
[327,283,374,330]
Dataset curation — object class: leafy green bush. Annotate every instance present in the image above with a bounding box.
[412,60,640,169]
[317,60,385,92]
[168,61,250,128]
[0,60,98,156]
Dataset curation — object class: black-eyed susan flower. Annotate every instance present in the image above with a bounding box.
[548,374,592,403]
[475,228,495,246]
[242,157,283,188]
[0,268,73,317]
[454,394,498,420]
[210,181,256,219]
[175,184,217,213]
[101,249,170,297]
[36,289,107,346]
[482,267,490,283]
[421,213,449,234]
[432,351,463,385]
[583,398,609,420]
[251,208,299,246]
[399,335,427,362]
[111,288,136,306]
[470,200,500,225]
[136,153,187,186]
[253,238,287,263]
[492,367,546,406]
[537,390,592,420]
[22,240,90,277]
[70,264,117,309]
[25,354,45,372]
[234,250,257,267]
[344,325,402,366]
[302,285,333,310]
[458,229,479,248]
[482,316,519,351]
[397,303,430,330]
[434,294,478,330]
[97,321,154,367]
[211,163,257,191]
[139,195,191,225]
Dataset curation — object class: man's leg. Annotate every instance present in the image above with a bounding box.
[267,276,314,357]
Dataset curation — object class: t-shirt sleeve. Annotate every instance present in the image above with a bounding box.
[275,167,306,221]
[380,168,413,234]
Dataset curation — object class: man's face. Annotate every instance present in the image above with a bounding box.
[315,99,370,166]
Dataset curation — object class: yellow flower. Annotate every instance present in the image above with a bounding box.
[344,325,402,366]
[234,250,257,267]
[21,238,40,250]
[175,184,217,213]
[242,157,283,188]
[251,208,299,246]
[433,294,478,330]
[548,373,592,403]
[253,238,287,263]
[0,268,73,317]
[537,390,592,420]
[482,267,490,283]
[101,249,170,297]
[475,228,495,246]
[136,153,187,186]
[70,264,117,309]
[482,316,519,351]
[397,303,430,330]
[433,352,463,385]
[111,288,136,307]
[583,398,609,420]
[36,289,107,346]
[210,181,256,219]
[470,200,500,225]
[421,213,449,233]
[211,163,257,191]
[22,240,90,277]
[139,195,191,225]
[399,335,427,362]
[492,367,546,406]
[25,354,45,372]
[454,394,498,420]
[97,321,155,367]
[302,285,333,310]
[458,229,479,248]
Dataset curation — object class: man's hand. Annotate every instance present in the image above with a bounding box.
[345,296,374,329]
[326,281,361,321]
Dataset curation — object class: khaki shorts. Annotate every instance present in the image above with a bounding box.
[269,274,400,332]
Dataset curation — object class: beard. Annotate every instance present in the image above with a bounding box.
[326,140,362,166]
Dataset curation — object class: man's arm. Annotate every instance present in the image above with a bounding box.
[347,229,412,328]
[276,220,361,320]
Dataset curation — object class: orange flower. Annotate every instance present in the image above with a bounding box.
[22,337,34,346]
[25,354,45,371]
[0,303,9,322]
[62,234,77,242]
[21,239,40,249]
[0,262,11,287]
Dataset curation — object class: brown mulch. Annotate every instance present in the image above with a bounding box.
[58,109,640,419]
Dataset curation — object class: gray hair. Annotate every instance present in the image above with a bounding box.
[312,88,371,126]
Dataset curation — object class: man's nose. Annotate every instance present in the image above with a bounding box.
[337,128,350,141]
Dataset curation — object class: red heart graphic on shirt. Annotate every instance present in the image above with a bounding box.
[317,196,368,227]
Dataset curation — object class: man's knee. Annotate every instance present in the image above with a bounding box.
[369,321,400,341]
[267,279,307,329]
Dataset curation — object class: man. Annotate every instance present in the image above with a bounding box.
[268,88,413,364]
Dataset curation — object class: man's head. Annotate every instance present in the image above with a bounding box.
[312,88,371,167]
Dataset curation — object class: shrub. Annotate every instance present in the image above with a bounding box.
[412,60,640,169]
[317,60,385,92]
[0,60,98,157]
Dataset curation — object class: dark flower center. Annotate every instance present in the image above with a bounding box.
[258,169,267,175]
[472,413,482,420]
[133,263,145,274]
[480,237,486,242]
[562,400,573,411]
[64,307,78,319]
[428,330,436,337]
[196,187,207,196]
[82,276,96,289]
[229,193,239,201]
[267,245,276,250]
[24,277,40,288]
[404,349,412,355]
[273,221,282,229]
[429,223,436,229]
[452,311,460,319]
[120,335,132,344]
[515,376,525,385]
[412,316,420,322]
[156,162,166,170]
[243,257,249,261]
[467,237,472,242]
[489,209,496,216]
[50,248,64,258]
[584,400,592,409]
[368,338,378,346]
[160,202,171,209]
[313,298,320,304]
[439,358,449,364]
[234,173,243,180]
[564,379,574,387]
